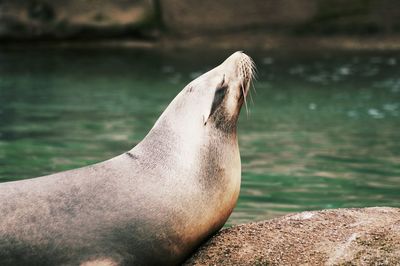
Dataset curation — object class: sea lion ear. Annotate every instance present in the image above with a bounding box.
[203,103,213,125]
[203,102,211,126]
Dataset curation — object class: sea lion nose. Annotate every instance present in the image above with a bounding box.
[220,51,253,80]
[223,51,250,66]
[232,51,246,58]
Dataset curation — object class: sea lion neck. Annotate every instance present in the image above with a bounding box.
[131,111,238,171]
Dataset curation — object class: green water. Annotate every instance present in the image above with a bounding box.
[0,47,399,225]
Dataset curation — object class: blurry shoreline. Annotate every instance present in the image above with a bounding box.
[2,34,400,51]
[2,0,400,51]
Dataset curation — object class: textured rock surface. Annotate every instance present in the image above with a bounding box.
[1,0,400,40]
[185,207,400,265]
[0,0,156,39]
[161,0,400,35]
[161,0,316,34]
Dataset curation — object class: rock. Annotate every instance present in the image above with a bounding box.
[160,0,400,36]
[0,0,157,40]
[185,207,400,265]
[160,0,316,35]
[1,0,400,42]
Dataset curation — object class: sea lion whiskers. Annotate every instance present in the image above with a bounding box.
[249,58,257,105]
[238,54,255,116]
[241,81,249,116]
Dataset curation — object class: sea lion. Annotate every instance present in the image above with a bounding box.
[0,51,255,266]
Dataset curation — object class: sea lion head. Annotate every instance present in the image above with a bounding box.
[200,51,254,133]
[151,52,254,151]
[156,51,255,136]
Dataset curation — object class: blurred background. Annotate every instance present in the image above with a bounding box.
[0,0,399,225]
[1,0,400,48]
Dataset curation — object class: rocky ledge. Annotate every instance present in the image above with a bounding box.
[185,207,400,265]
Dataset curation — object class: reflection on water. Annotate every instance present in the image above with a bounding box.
[0,48,399,225]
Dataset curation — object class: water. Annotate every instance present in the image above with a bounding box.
[0,47,399,225]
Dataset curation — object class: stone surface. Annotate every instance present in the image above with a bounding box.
[161,0,400,36]
[185,207,400,265]
[161,0,316,34]
[0,0,156,40]
[1,0,400,40]
[159,33,400,51]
